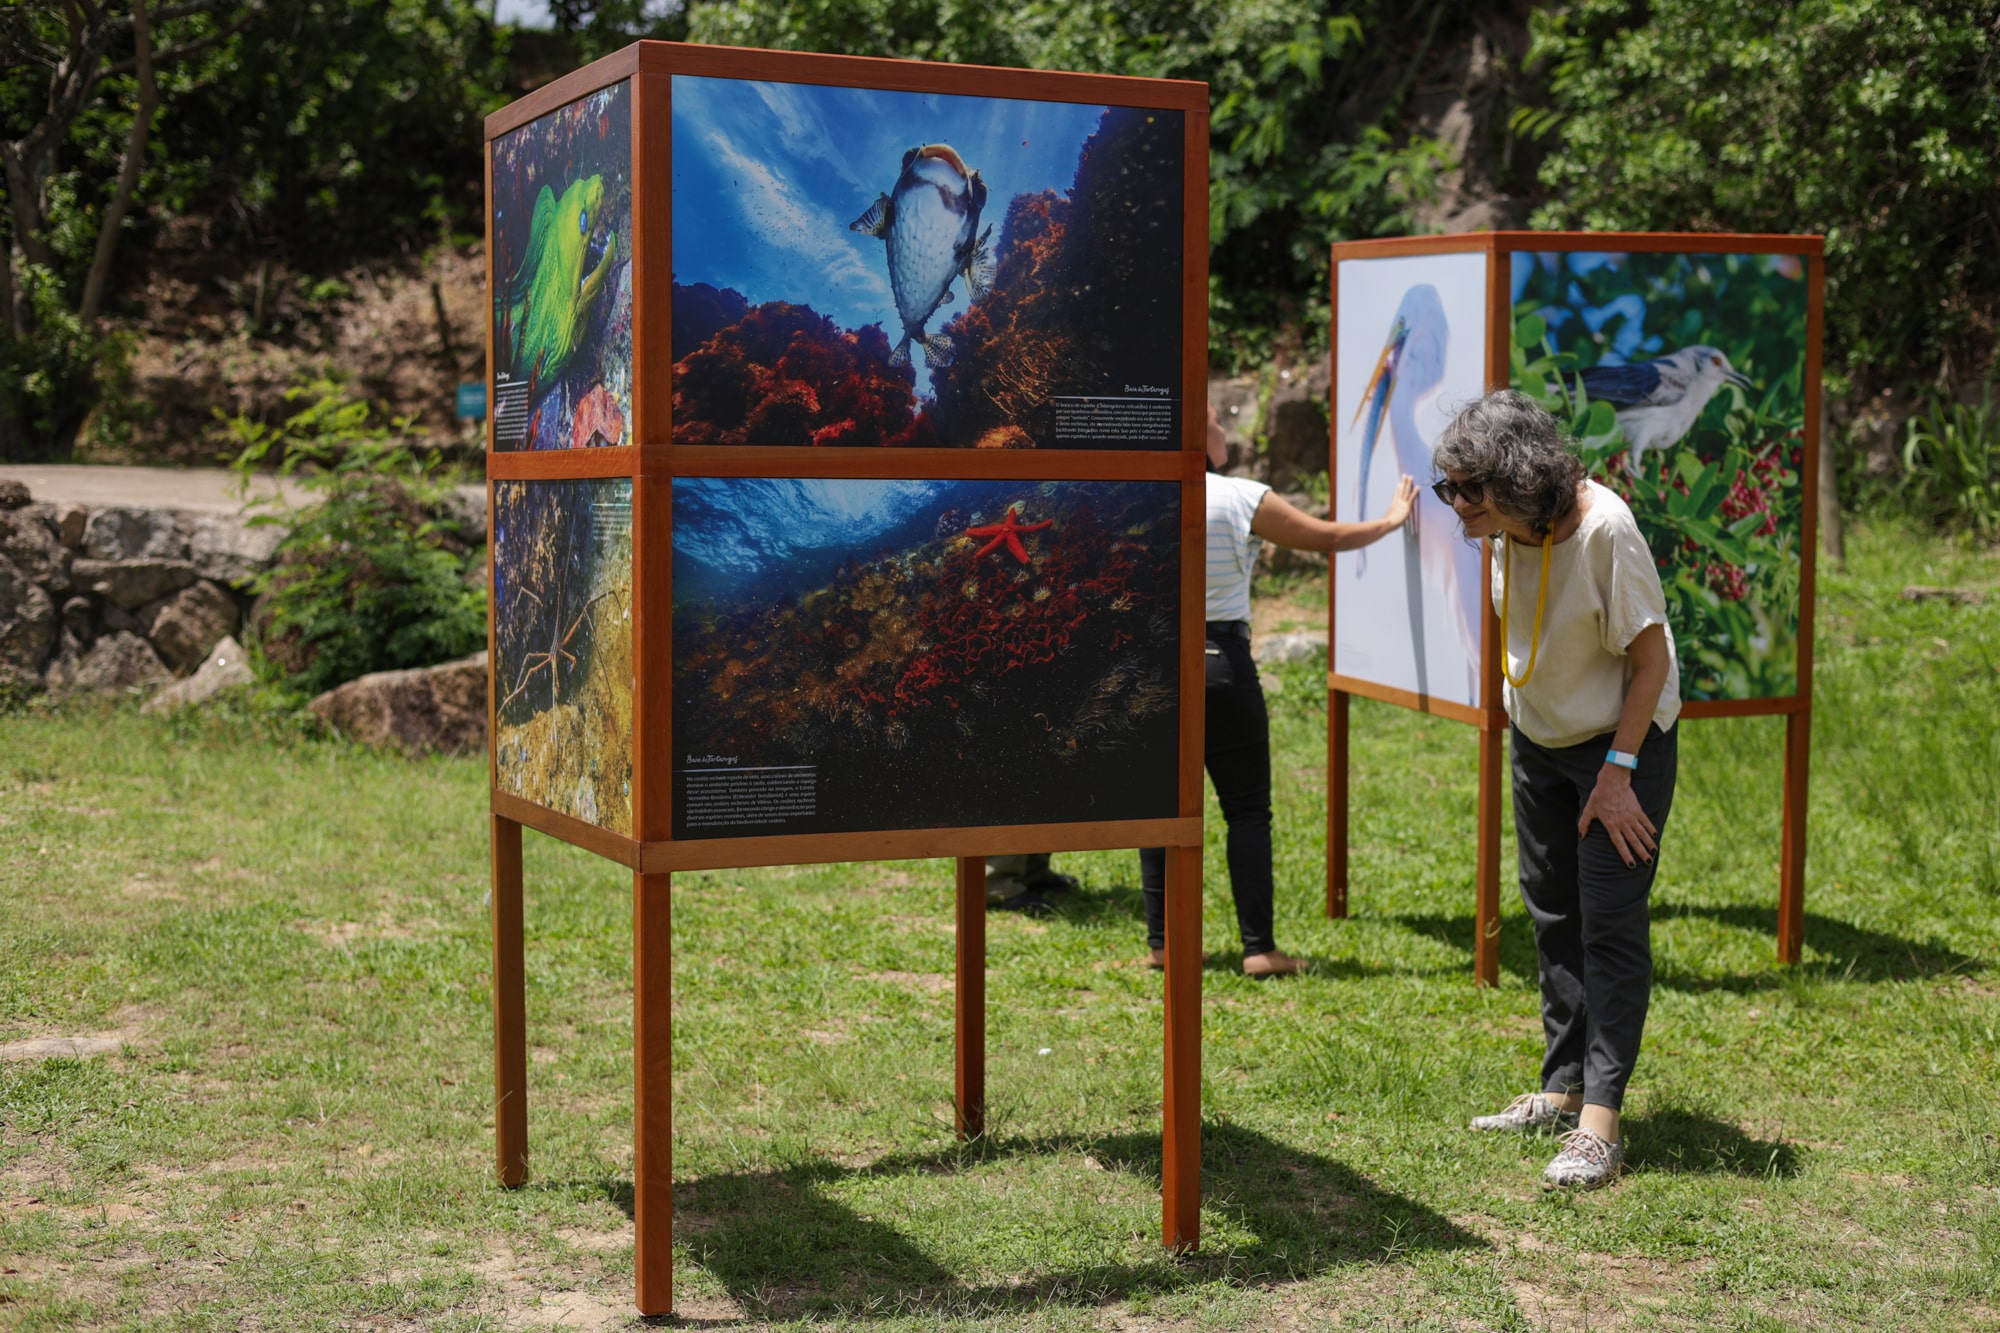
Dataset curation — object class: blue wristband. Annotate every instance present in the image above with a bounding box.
[1605,749,1639,771]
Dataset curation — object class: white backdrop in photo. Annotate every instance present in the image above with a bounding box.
[1333,252,1490,709]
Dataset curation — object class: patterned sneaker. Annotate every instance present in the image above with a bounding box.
[1469,1093,1580,1135]
[1542,1128,1625,1190]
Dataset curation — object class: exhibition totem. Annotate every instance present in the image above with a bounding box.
[1326,233,1825,983]
[483,41,1211,1315]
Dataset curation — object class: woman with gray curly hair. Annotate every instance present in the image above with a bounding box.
[1433,390,1679,1190]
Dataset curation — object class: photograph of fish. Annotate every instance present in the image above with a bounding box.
[1332,252,1490,710]
[1511,250,1810,700]
[493,479,634,833]
[670,75,1184,449]
[490,82,633,452]
[672,478,1181,838]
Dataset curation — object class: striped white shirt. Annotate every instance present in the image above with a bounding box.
[1205,473,1270,622]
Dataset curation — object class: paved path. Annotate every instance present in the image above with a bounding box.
[0,464,302,513]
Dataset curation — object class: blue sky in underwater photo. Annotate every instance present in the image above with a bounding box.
[671,76,1104,396]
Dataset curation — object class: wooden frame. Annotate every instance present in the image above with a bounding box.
[484,41,1211,1315]
[1326,231,1825,984]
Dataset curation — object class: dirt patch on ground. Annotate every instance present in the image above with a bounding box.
[865,970,954,995]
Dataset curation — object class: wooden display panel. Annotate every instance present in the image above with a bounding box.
[484,41,1211,1315]
[1327,231,1824,983]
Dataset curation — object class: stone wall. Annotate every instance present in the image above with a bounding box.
[0,479,279,697]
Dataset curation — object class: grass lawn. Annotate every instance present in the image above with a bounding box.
[3,517,1998,1331]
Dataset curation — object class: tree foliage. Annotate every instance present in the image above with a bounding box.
[1525,0,2000,394]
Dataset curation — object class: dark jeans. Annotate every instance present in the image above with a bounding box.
[1512,721,1678,1112]
[1141,623,1276,957]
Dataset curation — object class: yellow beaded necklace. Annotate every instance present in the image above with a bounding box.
[1499,532,1552,689]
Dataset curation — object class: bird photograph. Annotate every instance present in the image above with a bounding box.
[1508,248,1811,702]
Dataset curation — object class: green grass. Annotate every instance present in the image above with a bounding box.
[3,516,1998,1330]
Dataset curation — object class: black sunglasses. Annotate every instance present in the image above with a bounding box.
[1431,477,1488,507]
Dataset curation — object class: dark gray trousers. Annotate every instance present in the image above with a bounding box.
[1511,721,1678,1112]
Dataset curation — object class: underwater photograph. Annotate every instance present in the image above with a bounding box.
[672,478,1181,839]
[493,479,635,833]
[1510,251,1809,701]
[490,82,633,452]
[670,76,1184,450]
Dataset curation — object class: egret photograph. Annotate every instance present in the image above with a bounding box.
[1510,250,1810,700]
[1332,251,1490,710]
[490,82,634,452]
[669,76,1184,449]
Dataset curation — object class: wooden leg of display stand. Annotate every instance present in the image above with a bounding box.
[1474,728,1503,988]
[954,856,986,1140]
[490,814,528,1187]
[1328,689,1350,919]
[1161,844,1201,1251]
[1778,711,1812,965]
[633,870,673,1316]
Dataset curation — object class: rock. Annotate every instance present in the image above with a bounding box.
[60,596,93,646]
[53,631,171,693]
[143,635,255,715]
[0,555,57,673]
[188,513,284,585]
[439,485,488,544]
[308,651,488,755]
[71,557,198,609]
[53,503,87,549]
[0,479,28,510]
[83,506,189,562]
[1263,369,1331,492]
[1254,630,1328,665]
[100,602,140,634]
[144,580,240,674]
[1263,542,1329,576]
[0,506,70,592]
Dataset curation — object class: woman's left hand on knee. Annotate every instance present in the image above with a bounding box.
[1578,769,1658,868]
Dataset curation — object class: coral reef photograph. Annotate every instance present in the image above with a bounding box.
[672,478,1181,838]
[493,479,635,833]
[1511,251,1809,700]
[670,76,1183,449]
[491,82,633,452]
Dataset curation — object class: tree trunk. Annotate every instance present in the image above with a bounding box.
[79,0,158,326]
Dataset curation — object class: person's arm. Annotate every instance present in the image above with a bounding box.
[1576,621,1671,866]
[1250,475,1416,552]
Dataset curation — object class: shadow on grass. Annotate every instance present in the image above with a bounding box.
[1374,906,1979,992]
[1651,904,1982,992]
[1377,911,1543,981]
[631,1118,1481,1322]
[1623,1101,1805,1179]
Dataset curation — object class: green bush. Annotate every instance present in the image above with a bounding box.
[1901,378,2000,536]
[222,382,486,701]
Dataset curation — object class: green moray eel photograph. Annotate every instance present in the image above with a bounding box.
[501,174,616,390]
[489,79,632,451]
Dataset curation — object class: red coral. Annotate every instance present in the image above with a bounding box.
[671,293,921,446]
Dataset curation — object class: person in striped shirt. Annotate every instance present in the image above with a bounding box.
[1141,402,1415,977]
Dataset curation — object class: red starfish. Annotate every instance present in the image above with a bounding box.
[965,504,1053,563]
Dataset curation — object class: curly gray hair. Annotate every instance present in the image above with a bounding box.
[1432,390,1583,537]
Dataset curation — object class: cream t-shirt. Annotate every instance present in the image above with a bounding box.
[1490,481,1681,748]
